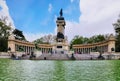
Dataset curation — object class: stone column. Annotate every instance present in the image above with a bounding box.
[108,40,115,52]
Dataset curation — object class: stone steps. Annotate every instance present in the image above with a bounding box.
[39,54,69,60]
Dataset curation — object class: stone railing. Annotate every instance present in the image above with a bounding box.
[0,52,10,58]
[0,52,10,56]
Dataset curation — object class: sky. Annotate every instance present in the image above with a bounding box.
[0,0,120,42]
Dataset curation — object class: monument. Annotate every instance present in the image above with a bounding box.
[52,9,69,54]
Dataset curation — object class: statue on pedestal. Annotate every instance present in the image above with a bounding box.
[60,8,63,17]
[57,8,64,20]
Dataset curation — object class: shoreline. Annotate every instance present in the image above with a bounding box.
[1,53,120,60]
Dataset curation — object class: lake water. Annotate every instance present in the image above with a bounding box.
[0,59,120,81]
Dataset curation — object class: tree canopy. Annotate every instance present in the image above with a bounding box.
[113,15,120,52]
[71,34,106,45]
[0,21,11,38]
[12,29,26,41]
[0,17,11,52]
[70,34,106,49]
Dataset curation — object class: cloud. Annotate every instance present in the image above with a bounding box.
[80,0,120,24]
[64,0,120,41]
[48,3,52,13]
[0,0,15,29]
[64,6,73,15]
[0,6,2,10]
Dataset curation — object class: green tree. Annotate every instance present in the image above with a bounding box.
[113,15,120,52]
[0,22,11,38]
[71,35,105,45]
[70,35,106,50]
[71,35,84,45]
[34,38,44,44]
[12,29,26,41]
[89,35,105,43]
[70,35,84,50]
[0,17,11,52]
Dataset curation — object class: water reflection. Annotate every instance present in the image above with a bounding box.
[52,61,66,81]
[0,59,120,81]
[108,60,120,81]
[66,61,115,81]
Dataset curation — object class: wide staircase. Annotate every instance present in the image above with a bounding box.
[37,54,99,60]
[39,54,69,60]
[66,54,99,60]
[74,54,92,60]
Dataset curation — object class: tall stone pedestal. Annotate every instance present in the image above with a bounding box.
[53,9,69,54]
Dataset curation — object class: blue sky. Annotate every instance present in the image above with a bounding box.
[0,0,120,41]
[6,0,80,33]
